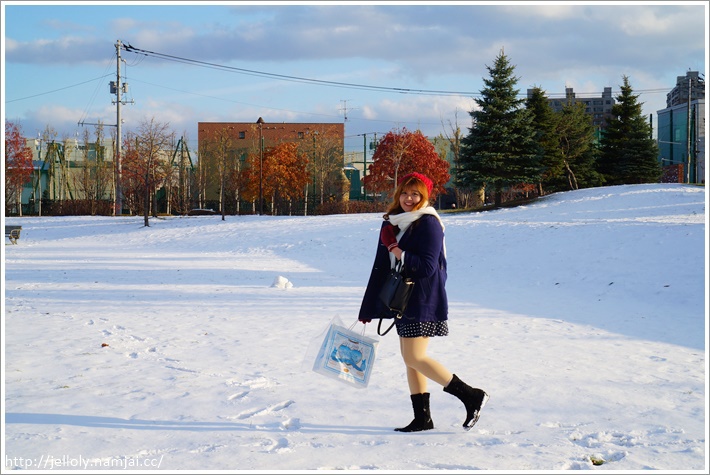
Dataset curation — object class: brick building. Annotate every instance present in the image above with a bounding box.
[197,118,345,212]
[198,119,344,152]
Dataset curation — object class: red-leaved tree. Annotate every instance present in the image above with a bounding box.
[364,127,450,201]
[5,121,35,215]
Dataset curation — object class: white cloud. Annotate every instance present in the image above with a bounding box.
[500,4,578,20]
[110,17,141,31]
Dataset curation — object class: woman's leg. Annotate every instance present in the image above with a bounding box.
[405,365,428,394]
[400,336,453,393]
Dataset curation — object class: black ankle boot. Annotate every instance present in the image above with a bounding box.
[395,393,434,432]
[443,374,489,430]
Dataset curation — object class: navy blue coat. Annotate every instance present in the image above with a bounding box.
[358,214,448,324]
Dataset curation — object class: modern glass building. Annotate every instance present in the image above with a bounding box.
[656,71,705,184]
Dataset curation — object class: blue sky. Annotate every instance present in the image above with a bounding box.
[2,2,707,154]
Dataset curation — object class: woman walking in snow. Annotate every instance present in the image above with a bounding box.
[359,172,489,432]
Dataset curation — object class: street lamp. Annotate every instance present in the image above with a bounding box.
[312,130,319,209]
[257,117,264,215]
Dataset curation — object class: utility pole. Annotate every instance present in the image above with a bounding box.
[686,75,692,183]
[362,133,367,200]
[115,40,124,216]
[112,40,134,216]
[357,132,379,200]
[78,41,134,215]
[339,100,358,123]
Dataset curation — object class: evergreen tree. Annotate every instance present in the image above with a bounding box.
[553,102,603,191]
[458,50,542,206]
[598,76,661,184]
[525,86,563,195]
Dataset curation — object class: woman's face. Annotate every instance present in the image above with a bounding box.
[399,185,423,212]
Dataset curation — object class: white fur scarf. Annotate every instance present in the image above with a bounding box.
[386,203,447,266]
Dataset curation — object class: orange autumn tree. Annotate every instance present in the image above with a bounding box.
[242,142,309,215]
[364,127,450,201]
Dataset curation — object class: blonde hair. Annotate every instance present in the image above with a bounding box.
[384,175,430,218]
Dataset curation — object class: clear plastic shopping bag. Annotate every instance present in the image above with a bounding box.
[309,316,379,389]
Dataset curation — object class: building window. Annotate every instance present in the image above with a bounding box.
[239,131,245,139]
[298,132,304,139]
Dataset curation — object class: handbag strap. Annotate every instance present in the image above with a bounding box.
[377,318,396,336]
[376,313,402,336]
[349,319,361,332]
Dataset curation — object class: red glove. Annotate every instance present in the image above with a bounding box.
[380,223,399,251]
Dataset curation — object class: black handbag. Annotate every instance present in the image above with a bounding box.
[377,259,414,336]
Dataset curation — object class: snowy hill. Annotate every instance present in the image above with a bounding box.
[3,183,707,471]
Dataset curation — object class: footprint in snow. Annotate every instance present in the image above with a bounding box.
[228,391,249,401]
[235,400,295,419]
[264,437,290,453]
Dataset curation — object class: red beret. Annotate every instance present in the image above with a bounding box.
[399,172,433,196]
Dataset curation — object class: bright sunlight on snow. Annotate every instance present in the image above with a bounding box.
[3,183,707,472]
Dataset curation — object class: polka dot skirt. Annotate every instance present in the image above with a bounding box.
[396,321,449,338]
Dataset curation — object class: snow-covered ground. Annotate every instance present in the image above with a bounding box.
[2,183,707,472]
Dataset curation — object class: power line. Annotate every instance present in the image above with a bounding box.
[123,43,670,99]
[78,53,117,126]
[123,43,480,97]
[128,76,347,120]
[5,44,673,109]
[5,74,114,103]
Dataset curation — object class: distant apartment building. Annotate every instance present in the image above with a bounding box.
[666,70,705,108]
[12,135,188,216]
[657,71,705,184]
[16,137,115,214]
[528,86,615,134]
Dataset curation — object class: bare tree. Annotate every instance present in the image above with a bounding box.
[442,109,482,208]
[73,124,112,214]
[301,125,344,206]
[216,128,234,221]
[200,126,235,220]
[134,118,173,226]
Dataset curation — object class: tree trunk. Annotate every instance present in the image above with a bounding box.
[563,159,579,190]
[143,181,150,227]
[152,187,158,218]
[475,186,485,208]
[144,160,151,226]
